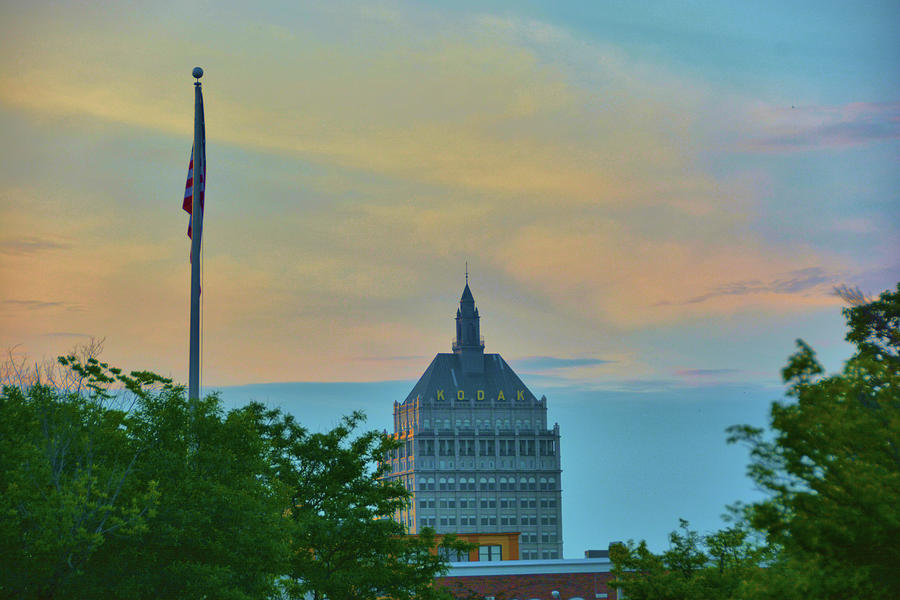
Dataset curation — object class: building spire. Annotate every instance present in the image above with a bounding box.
[465,261,468,285]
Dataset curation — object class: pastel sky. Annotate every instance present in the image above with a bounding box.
[1,0,898,556]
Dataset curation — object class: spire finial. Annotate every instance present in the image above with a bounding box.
[465,261,468,285]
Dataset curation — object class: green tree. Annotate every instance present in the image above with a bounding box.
[3,352,471,599]
[259,408,470,600]
[728,283,900,599]
[1,357,288,600]
[610,517,771,600]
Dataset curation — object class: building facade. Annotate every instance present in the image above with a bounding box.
[436,557,619,600]
[384,281,563,560]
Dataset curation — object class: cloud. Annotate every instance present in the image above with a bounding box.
[513,356,613,371]
[655,267,833,306]
[354,355,427,362]
[675,368,740,377]
[41,332,92,338]
[745,102,900,152]
[1,299,83,311]
[0,236,69,255]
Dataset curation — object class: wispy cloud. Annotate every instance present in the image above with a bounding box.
[745,102,900,152]
[0,236,69,255]
[655,267,832,306]
[513,356,613,371]
[41,331,91,338]
[1,299,84,311]
[675,368,740,377]
[353,355,427,362]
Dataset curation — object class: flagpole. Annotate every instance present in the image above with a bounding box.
[189,66,204,401]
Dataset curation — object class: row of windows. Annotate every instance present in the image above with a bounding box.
[417,476,557,491]
[422,418,545,431]
[420,515,558,530]
[421,496,556,510]
[520,550,559,559]
[521,532,559,544]
[418,438,555,457]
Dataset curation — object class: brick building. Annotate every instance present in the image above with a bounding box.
[437,557,619,600]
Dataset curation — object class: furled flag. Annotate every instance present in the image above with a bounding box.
[182,146,206,253]
[182,94,206,260]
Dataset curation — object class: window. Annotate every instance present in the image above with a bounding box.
[440,547,469,562]
[480,516,497,526]
[439,498,456,509]
[460,515,476,526]
[540,476,556,491]
[418,439,434,456]
[540,498,557,508]
[479,439,495,456]
[539,439,556,456]
[519,439,535,456]
[528,477,536,490]
[439,477,455,491]
[438,439,455,456]
[478,545,502,561]
[499,439,516,456]
[459,439,475,456]
[460,477,476,491]
[501,515,516,526]
[480,498,496,509]
[500,497,515,508]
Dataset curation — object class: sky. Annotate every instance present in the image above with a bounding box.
[1,0,899,555]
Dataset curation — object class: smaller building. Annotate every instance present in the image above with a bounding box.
[436,557,619,600]
[427,531,521,562]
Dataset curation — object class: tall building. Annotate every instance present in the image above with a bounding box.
[384,279,563,560]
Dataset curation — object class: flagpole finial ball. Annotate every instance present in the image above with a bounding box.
[192,67,204,79]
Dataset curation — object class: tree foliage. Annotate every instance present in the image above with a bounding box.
[610,517,772,600]
[727,283,900,599]
[612,283,900,600]
[259,408,470,600]
[2,352,462,599]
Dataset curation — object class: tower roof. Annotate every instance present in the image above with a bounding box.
[460,282,474,303]
[401,353,537,405]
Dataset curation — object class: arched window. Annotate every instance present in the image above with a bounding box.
[528,476,536,490]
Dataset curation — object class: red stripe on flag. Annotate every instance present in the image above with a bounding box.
[183,148,206,241]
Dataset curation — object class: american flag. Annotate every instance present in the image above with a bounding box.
[182,145,205,245]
